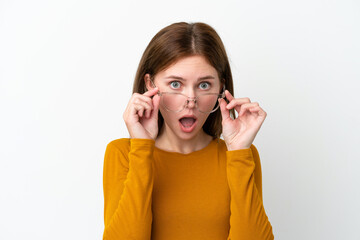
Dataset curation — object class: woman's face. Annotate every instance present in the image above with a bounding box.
[147,55,222,141]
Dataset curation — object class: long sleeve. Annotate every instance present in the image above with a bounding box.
[102,138,155,240]
[226,144,274,240]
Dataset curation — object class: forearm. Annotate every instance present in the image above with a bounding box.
[103,139,155,240]
[226,147,274,240]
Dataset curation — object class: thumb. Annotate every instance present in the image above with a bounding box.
[150,94,160,119]
[218,98,230,122]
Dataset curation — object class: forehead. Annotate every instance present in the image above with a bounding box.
[157,55,219,80]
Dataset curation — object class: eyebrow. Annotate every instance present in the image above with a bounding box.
[164,75,216,81]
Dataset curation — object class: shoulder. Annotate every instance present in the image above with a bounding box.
[103,138,131,167]
[106,138,131,153]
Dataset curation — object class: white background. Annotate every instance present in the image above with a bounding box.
[1,0,359,239]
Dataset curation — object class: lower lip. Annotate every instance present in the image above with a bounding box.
[179,119,197,133]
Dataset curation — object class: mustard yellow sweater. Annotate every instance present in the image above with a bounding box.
[102,138,274,239]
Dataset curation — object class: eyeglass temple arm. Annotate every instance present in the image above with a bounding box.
[221,84,226,96]
[149,77,156,88]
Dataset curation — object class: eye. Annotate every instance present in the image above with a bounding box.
[169,81,181,89]
[199,82,211,90]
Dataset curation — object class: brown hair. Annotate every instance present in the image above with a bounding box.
[132,22,235,139]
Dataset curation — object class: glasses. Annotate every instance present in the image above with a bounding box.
[150,79,226,113]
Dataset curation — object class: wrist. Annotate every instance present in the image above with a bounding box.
[226,143,251,151]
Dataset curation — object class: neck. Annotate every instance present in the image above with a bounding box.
[155,124,213,154]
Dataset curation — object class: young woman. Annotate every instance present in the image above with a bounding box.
[103,22,274,239]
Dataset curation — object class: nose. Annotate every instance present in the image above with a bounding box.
[185,98,197,109]
[184,88,197,109]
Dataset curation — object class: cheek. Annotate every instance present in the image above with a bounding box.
[199,113,211,123]
[159,107,178,122]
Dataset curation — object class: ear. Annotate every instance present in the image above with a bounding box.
[220,79,226,93]
[144,73,155,91]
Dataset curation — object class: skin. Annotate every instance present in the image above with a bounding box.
[123,55,267,153]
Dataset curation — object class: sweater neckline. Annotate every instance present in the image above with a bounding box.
[154,138,219,157]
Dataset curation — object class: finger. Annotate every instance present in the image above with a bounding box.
[249,106,267,117]
[133,98,153,113]
[143,87,159,97]
[239,103,260,116]
[133,104,145,118]
[224,90,235,102]
[133,91,159,119]
[224,90,241,113]
[218,98,231,122]
[227,99,252,116]
[133,94,154,109]
[137,103,151,119]
[145,108,151,118]
[138,108,144,118]
[226,97,252,110]
[238,103,257,117]
[133,103,150,118]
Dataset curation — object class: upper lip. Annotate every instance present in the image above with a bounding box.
[179,115,197,120]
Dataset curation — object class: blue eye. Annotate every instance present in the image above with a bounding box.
[170,81,181,89]
[199,82,211,90]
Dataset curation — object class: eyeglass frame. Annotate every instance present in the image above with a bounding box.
[149,78,226,113]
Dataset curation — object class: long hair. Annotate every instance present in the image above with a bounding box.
[132,22,235,139]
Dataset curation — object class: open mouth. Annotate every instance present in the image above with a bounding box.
[178,117,198,133]
[179,117,197,128]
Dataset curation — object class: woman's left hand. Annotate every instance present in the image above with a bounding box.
[218,90,267,150]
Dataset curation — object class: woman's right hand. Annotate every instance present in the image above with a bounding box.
[123,87,161,140]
